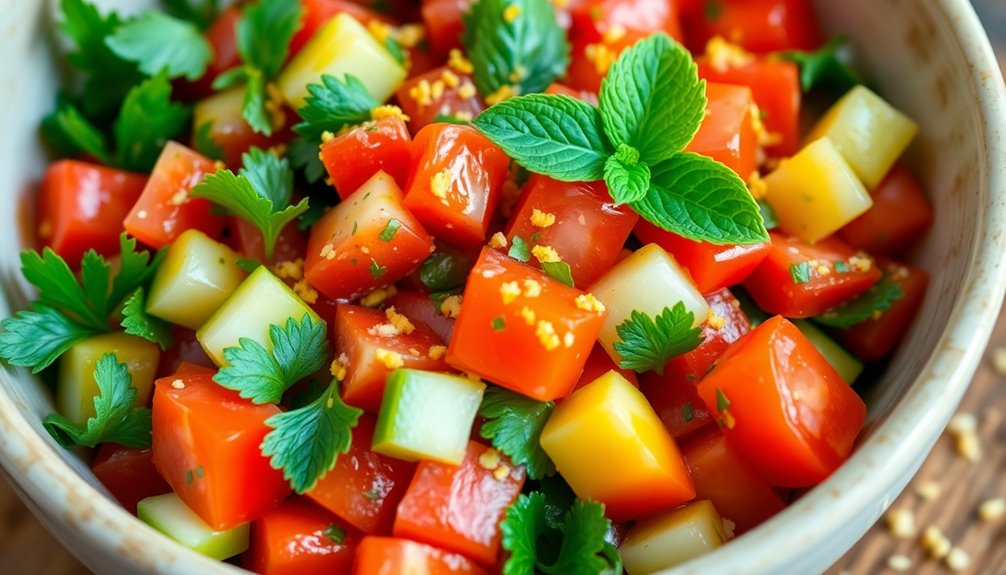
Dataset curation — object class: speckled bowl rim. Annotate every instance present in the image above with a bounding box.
[2,0,1006,573]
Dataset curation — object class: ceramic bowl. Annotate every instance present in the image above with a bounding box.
[1,0,1005,573]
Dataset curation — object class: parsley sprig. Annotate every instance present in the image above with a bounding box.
[43,353,152,449]
[478,387,556,480]
[814,274,904,329]
[473,34,768,245]
[107,11,213,81]
[613,303,705,374]
[120,288,174,350]
[783,37,862,95]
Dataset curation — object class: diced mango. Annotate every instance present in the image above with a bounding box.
[620,500,728,575]
[138,493,250,561]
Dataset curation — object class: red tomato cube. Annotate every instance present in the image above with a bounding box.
[573,344,638,393]
[353,536,488,575]
[244,498,361,575]
[838,165,934,257]
[228,216,308,264]
[386,290,457,343]
[175,6,240,100]
[321,116,413,200]
[684,82,757,179]
[421,0,473,55]
[91,444,171,514]
[682,0,821,54]
[396,66,484,133]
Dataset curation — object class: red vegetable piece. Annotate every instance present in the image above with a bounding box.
[353,536,488,575]
[838,165,934,257]
[91,444,171,514]
[244,498,361,575]
[386,290,457,343]
[684,82,757,179]
[321,116,413,200]
[421,0,473,55]
[683,0,821,54]
[396,66,484,133]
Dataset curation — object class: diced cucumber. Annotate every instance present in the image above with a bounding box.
[56,333,160,424]
[620,500,727,575]
[146,229,247,330]
[137,493,249,560]
[196,266,323,367]
[372,369,485,464]
[793,320,863,384]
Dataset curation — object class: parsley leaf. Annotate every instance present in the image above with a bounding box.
[288,135,328,183]
[162,0,219,29]
[42,104,114,165]
[541,261,574,288]
[508,235,532,262]
[214,314,329,404]
[293,74,379,141]
[191,148,308,261]
[420,251,470,292]
[613,303,704,374]
[814,275,904,329]
[789,262,812,284]
[120,288,174,350]
[114,73,192,171]
[462,0,569,99]
[110,235,166,305]
[21,248,109,330]
[106,12,212,80]
[43,354,152,449]
[783,37,862,95]
[261,379,363,493]
[478,386,556,479]
[0,304,99,373]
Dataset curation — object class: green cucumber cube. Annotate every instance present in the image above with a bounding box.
[137,493,249,560]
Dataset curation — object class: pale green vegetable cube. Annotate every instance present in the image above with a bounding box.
[620,500,727,575]
[138,493,249,560]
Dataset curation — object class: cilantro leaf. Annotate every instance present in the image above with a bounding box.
[603,151,651,205]
[473,94,612,182]
[599,33,707,165]
[0,304,99,373]
[541,261,574,288]
[478,387,556,479]
[110,234,166,306]
[214,315,329,404]
[508,235,532,262]
[241,147,295,208]
[21,248,109,330]
[43,353,152,448]
[783,37,861,95]
[261,379,363,493]
[546,500,612,574]
[106,12,212,80]
[114,72,191,171]
[120,288,174,350]
[814,275,904,329]
[631,152,769,245]
[613,303,704,374]
[294,74,379,142]
[41,104,114,165]
[288,135,328,183]
[162,0,219,29]
[420,252,470,292]
[462,0,569,99]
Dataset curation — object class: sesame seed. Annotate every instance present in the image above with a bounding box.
[170,379,185,390]
[979,498,1005,522]
[914,479,941,502]
[886,554,912,572]
[945,547,970,572]
[885,508,916,539]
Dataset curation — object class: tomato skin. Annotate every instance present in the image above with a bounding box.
[421,0,473,55]
[228,217,308,264]
[681,428,786,534]
[151,370,291,530]
[838,165,933,257]
[38,160,147,265]
[123,141,225,250]
[192,89,291,169]
[91,444,171,514]
[396,66,484,133]
[290,0,394,58]
[155,327,216,378]
[352,537,489,575]
[683,0,821,54]
[446,247,607,401]
[573,344,638,392]
[744,232,882,318]
[321,117,413,200]
[504,175,639,287]
[176,6,241,101]
[834,262,929,361]
[386,290,456,343]
[684,82,757,178]
[697,316,867,487]
[404,124,510,248]
[307,416,417,534]
[394,441,526,567]
[244,498,361,575]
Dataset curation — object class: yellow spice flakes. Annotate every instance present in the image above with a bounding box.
[522,279,542,298]
[330,357,348,381]
[493,463,511,481]
[704,36,755,73]
[430,169,453,204]
[921,525,952,560]
[397,24,425,48]
[371,104,411,123]
[478,447,502,470]
[274,258,306,281]
[319,243,337,260]
[360,285,398,307]
[385,306,416,335]
[372,323,400,337]
[884,508,916,539]
[535,320,560,351]
[454,111,474,122]
[500,281,522,305]
[848,254,873,273]
[428,345,447,360]
[368,20,392,43]
[321,130,337,144]
[519,306,536,325]
[979,498,1006,522]
[707,310,727,330]
[750,103,783,148]
[486,84,520,106]
[914,479,942,501]
[375,349,405,370]
[169,188,188,206]
[265,82,287,130]
[503,4,521,22]
[574,293,606,313]
[293,279,318,304]
[440,295,463,318]
[508,66,527,83]
[584,42,617,75]
[530,208,557,228]
[440,68,460,89]
[532,245,561,264]
[458,82,478,100]
[448,48,474,74]
[602,24,626,44]
[488,232,509,249]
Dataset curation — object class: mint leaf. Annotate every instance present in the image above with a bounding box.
[631,152,769,245]
[106,12,212,80]
[814,275,904,329]
[478,386,556,479]
[783,37,861,95]
[541,261,574,288]
[114,73,191,172]
[462,0,569,99]
[603,153,650,204]
[162,0,219,29]
[120,288,174,350]
[613,303,704,375]
[599,33,706,165]
[0,304,98,373]
[294,74,379,141]
[473,94,612,182]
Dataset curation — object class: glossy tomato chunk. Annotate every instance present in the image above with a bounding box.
[193,88,286,168]
[38,160,147,264]
[505,175,638,287]
[421,0,473,55]
[151,368,290,530]
[307,416,416,534]
[744,232,882,318]
[305,171,435,300]
[838,165,933,256]
[394,441,526,567]
[683,0,821,54]
[229,216,308,264]
[404,124,509,248]
[396,66,484,133]
[92,444,171,514]
[124,141,225,249]
[684,83,757,178]
[321,117,412,200]
[353,537,488,575]
[177,6,241,100]
[386,290,456,343]
[446,247,607,401]
[574,344,638,393]
[697,316,867,487]
[244,498,361,575]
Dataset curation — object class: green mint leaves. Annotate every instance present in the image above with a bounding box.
[613,303,705,375]
[107,11,212,81]
[473,34,769,245]
[478,386,556,480]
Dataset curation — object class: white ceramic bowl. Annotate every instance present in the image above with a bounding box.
[1,1,1005,574]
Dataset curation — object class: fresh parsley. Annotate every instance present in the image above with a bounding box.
[473,34,768,245]
[261,378,363,493]
[191,147,308,261]
[613,303,704,374]
[508,235,532,262]
[789,262,812,284]
[214,314,329,404]
[478,386,556,479]
[814,275,904,329]
[106,11,212,80]
[0,305,100,374]
[783,37,862,95]
[379,219,401,242]
[120,288,174,350]
[462,0,569,100]
[420,251,471,292]
[43,353,152,449]
[541,261,574,288]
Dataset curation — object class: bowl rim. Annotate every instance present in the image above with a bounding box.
[2,0,1006,573]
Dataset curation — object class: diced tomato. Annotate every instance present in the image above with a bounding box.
[697,316,867,487]
[155,327,215,378]
[504,175,639,287]
[123,142,225,249]
[290,0,394,58]
[565,31,646,94]
[421,0,473,55]
[386,290,456,343]
[834,262,929,361]
[91,444,171,514]
[228,217,308,264]
[305,171,435,300]
[192,89,289,169]
[151,369,290,530]
[244,498,361,575]
[744,232,882,318]
[321,117,413,200]
[684,82,757,178]
[404,124,509,248]
[544,83,599,105]
[639,368,712,441]
[37,160,147,265]
[335,304,450,413]
[681,428,786,534]
[176,6,242,101]
[393,441,526,567]
[353,537,488,575]
[307,416,416,534]
[397,66,484,133]
[697,58,801,156]
[446,247,607,401]
[574,344,638,392]
[838,165,933,256]
[683,0,821,54]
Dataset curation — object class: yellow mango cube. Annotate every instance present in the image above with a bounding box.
[277,13,407,109]
[539,371,695,522]
[621,500,728,575]
[806,85,918,188]
[764,137,873,243]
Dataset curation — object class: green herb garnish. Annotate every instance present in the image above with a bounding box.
[613,303,705,375]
